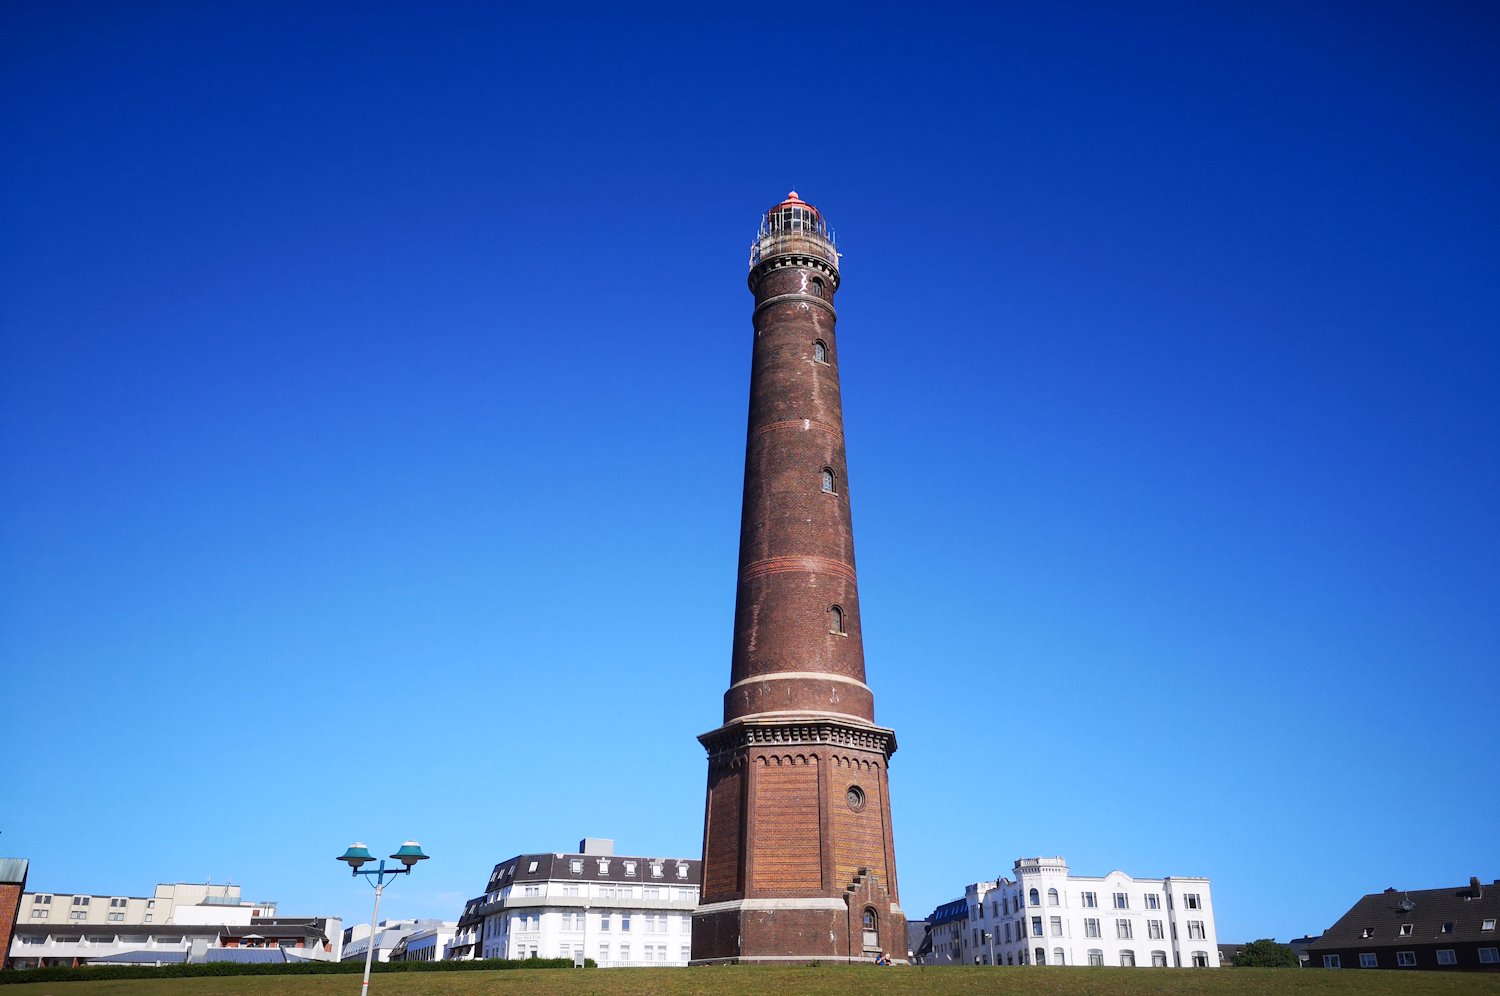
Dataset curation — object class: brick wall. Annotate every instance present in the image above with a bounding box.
[749,755,820,892]
[0,881,24,970]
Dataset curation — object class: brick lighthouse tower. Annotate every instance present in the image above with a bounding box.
[691,193,905,964]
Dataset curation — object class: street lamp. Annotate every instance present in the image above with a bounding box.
[982,929,994,966]
[338,840,429,996]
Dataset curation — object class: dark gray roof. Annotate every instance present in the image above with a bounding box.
[927,898,967,925]
[89,951,189,964]
[1310,879,1500,951]
[196,948,293,964]
[484,851,702,892]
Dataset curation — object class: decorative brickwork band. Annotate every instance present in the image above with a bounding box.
[750,418,844,442]
[739,555,857,584]
[698,716,898,762]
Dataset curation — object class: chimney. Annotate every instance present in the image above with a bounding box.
[1471,877,1483,899]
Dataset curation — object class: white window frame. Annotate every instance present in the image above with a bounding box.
[1436,949,1457,965]
[1323,954,1341,969]
[1397,950,1416,967]
[1359,952,1377,968]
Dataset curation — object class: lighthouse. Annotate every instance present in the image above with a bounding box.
[691,193,905,964]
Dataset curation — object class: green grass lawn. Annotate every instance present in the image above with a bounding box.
[23,965,1500,995]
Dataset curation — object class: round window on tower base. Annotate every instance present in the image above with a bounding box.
[846,785,866,812]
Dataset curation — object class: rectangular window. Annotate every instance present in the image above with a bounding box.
[1184,893,1201,910]
[1397,951,1416,967]
[1113,892,1129,909]
[1049,916,1062,937]
[1479,948,1499,963]
[600,915,610,932]
[31,909,47,919]
[1148,919,1163,939]
[1081,891,1097,908]
[1116,919,1132,940]
[598,943,609,962]
[563,885,580,896]
[108,912,124,922]
[621,914,631,931]
[1483,918,1496,931]
[1029,916,1041,937]
[643,886,660,898]
[570,860,583,874]
[1120,950,1135,967]
[677,864,688,879]
[523,885,540,897]
[1145,893,1161,910]
[598,859,610,874]
[1360,952,1377,968]
[70,911,86,920]
[624,862,637,876]
[681,944,691,961]
[1360,927,1374,938]
[620,943,630,961]
[1088,949,1103,966]
[73,897,90,906]
[1399,923,1413,936]
[1188,920,1205,940]
[1437,949,1456,965]
[1442,921,1455,934]
[110,898,127,908]
[651,863,664,879]
[527,861,538,872]
[1152,950,1168,967]
[1323,954,1341,969]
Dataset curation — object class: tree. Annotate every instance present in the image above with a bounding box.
[1230,938,1300,968]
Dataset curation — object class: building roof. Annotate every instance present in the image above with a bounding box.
[90,951,190,964]
[0,858,30,884]
[484,850,701,892]
[1309,878,1500,951]
[197,947,295,964]
[927,898,967,925]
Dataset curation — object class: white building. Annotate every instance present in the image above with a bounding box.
[956,856,1220,969]
[17,882,275,929]
[457,838,701,967]
[340,919,438,964]
[388,921,457,962]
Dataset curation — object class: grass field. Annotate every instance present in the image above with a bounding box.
[20,965,1500,995]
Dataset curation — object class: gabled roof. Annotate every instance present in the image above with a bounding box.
[1310,879,1500,950]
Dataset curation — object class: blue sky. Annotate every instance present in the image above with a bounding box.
[3,1,1496,946]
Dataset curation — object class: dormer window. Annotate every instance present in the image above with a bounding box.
[570,860,583,874]
[676,864,688,879]
[651,863,663,878]
[598,859,610,875]
[624,862,637,876]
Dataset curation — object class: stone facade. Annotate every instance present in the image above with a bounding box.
[692,194,905,964]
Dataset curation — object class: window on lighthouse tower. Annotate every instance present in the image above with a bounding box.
[829,605,845,635]
[813,339,828,364]
[821,468,836,494]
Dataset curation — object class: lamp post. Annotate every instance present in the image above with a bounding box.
[982,929,994,966]
[337,840,429,996]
